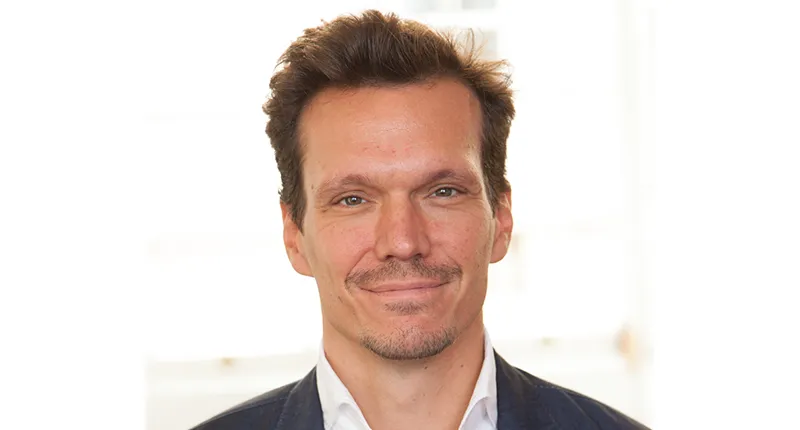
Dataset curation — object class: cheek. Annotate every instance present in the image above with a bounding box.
[306,220,374,282]
[430,212,494,265]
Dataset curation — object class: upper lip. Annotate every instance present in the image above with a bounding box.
[368,280,444,292]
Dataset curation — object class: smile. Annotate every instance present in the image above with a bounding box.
[364,280,445,297]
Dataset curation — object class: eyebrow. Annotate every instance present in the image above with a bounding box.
[420,169,483,191]
[314,168,482,202]
[314,173,379,202]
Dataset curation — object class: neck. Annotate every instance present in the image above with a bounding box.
[323,317,486,430]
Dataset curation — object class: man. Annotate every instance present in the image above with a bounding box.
[192,10,647,430]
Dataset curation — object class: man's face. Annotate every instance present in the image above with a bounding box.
[282,79,513,360]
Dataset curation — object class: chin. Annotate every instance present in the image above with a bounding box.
[358,323,457,361]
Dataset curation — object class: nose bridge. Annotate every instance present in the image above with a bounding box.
[375,193,430,261]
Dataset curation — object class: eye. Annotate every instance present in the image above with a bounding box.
[432,187,459,198]
[338,195,366,207]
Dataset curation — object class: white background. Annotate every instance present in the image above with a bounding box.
[1,0,798,429]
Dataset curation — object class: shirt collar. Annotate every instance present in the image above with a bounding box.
[316,328,498,429]
[316,342,369,430]
[466,328,498,428]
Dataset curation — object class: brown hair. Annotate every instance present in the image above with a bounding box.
[264,9,515,230]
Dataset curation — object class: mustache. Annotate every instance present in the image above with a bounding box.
[345,257,462,290]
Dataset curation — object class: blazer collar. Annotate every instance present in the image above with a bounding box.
[274,367,325,430]
[495,351,559,430]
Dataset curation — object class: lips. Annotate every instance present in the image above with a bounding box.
[367,280,444,293]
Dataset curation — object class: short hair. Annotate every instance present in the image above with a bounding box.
[264,9,515,230]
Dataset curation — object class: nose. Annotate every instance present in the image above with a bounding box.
[374,196,431,261]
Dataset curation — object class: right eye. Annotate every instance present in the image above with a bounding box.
[338,196,366,207]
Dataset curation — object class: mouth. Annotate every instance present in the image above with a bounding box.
[363,280,446,297]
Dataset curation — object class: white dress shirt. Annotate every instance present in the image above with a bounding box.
[316,328,498,430]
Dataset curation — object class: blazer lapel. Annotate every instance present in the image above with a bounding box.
[495,352,560,430]
[274,367,325,430]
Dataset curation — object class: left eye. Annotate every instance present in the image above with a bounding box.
[432,187,458,198]
[339,196,366,206]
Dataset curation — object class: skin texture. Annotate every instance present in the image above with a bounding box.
[281,78,513,430]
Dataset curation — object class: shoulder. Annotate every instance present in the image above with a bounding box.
[189,380,296,430]
[495,352,649,430]
[514,367,648,430]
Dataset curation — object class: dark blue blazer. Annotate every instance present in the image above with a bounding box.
[191,352,649,429]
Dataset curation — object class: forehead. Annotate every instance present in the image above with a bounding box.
[298,79,484,184]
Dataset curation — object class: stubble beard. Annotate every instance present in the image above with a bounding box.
[346,256,463,360]
[358,323,457,360]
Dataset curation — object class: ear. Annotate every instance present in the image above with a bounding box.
[281,202,312,277]
[490,190,514,263]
